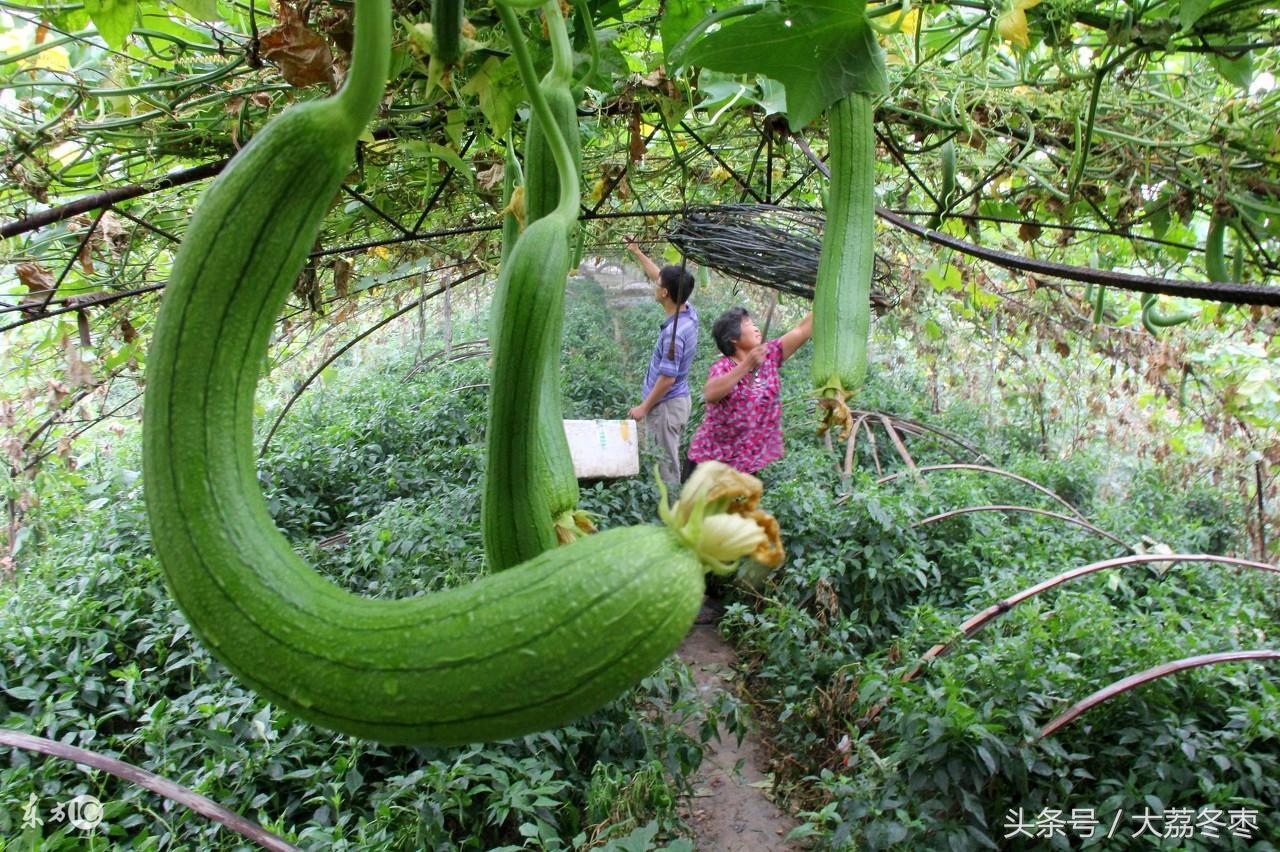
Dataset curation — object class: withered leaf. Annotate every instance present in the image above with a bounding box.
[476,162,504,191]
[16,262,53,316]
[260,1,335,89]
[332,257,352,298]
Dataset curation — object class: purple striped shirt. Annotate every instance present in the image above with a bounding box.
[641,304,699,403]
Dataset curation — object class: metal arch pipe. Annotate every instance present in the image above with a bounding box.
[913,504,1132,551]
[0,728,299,851]
[879,463,1089,521]
[1039,650,1280,739]
[903,554,1280,683]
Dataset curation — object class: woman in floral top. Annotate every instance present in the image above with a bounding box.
[688,307,814,475]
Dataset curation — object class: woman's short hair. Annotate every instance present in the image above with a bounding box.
[712,307,750,357]
[658,265,695,305]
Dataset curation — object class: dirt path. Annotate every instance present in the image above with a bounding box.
[676,625,801,851]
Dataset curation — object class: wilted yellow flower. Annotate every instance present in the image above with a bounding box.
[659,461,784,575]
[997,0,1041,49]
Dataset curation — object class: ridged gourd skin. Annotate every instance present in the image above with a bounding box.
[143,0,708,746]
[811,93,875,399]
[483,216,571,569]
[524,77,583,530]
[431,0,464,66]
[1205,214,1230,284]
[524,81,581,532]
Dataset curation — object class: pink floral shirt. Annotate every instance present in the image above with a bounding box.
[688,339,784,474]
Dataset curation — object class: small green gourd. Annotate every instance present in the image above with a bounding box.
[1205,213,1229,284]
[1141,291,1197,335]
[927,137,956,228]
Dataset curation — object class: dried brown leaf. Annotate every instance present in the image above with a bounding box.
[476,162,505,190]
[628,108,646,162]
[16,262,53,316]
[64,336,93,388]
[332,257,352,298]
[260,1,335,88]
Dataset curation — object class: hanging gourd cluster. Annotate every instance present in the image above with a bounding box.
[141,0,781,746]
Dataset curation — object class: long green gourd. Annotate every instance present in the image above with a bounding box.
[144,0,781,745]
[520,3,589,552]
[811,92,875,437]
[483,2,586,570]
[1204,211,1239,316]
[1141,291,1196,335]
[431,0,464,67]
[499,136,522,266]
[926,137,955,229]
[1205,213,1231,284]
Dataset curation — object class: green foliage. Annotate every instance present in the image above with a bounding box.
[683,0,888,127]
[0,295,710,846]
[715,366,1277,850]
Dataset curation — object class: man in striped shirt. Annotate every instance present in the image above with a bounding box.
[624,237,698,496]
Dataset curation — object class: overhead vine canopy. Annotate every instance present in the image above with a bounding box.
[1,0,1277,495]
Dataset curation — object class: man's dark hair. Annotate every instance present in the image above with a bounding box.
[658,265,695,305]
[712,307,750,357]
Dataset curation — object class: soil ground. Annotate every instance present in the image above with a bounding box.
[675,624,801,851]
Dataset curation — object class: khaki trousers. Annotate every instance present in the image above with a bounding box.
[642,395,691,495]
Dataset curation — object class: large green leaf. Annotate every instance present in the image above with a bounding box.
[1206,35,1252,90]
[685,0,886,128]
[85,0,138,49]
[460,56,520,139]
[169,0,220,22]
[661,0,709,63]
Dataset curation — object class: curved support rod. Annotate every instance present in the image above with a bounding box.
[913,504,1132,551]
[258,269,483,456]
[1039,650,1280,739]
[0,728,299,851]
[904,554,1280,682]
[878,463,1088,521]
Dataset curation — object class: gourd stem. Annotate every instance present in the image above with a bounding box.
[334,0,392,134]
[497,2,579,225]
[505,131,524,183]
[547,1,574,85]
[572,0,599,87]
